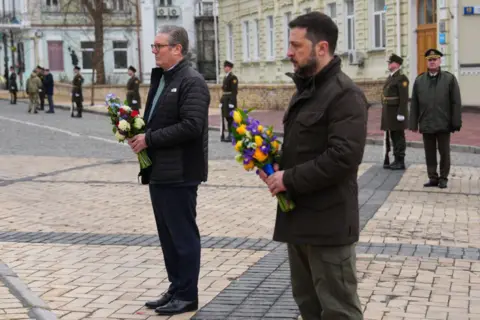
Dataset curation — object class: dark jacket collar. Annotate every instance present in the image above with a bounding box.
[286,55,342,93]
[151,58,189,83]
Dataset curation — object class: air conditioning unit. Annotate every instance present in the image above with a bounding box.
[168,6,181,17]
[157,7,168,17]
[348,50,365,67]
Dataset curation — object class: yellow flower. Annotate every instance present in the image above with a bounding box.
[257,125,264,133]
[235,141,243,152]
[271,141,279,151]
[266,129,273,137]
[236,124,247,135]
[253,148,268,162]
[233,111,242,124]
[244,161,255,171]
[254,135,263,146]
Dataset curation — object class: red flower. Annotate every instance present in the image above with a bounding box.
[119,108,126,115]
[131,110,139,117]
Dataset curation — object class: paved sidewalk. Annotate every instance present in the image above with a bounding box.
[0,280,31,320]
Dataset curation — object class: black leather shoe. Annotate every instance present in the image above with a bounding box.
[424,180,439,187]
[438,179,448,189]
[145,292,173,309]
[155,298,198,315]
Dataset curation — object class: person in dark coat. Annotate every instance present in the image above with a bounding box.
[259,12,366,320]
[380,53,409,170]
[128,25,210,316]
[8,66,17,104]
[43,68,55,113]
[409,48,462,189]
[71,66,84,118]
[126,65,141,110]
[219,60,238,142]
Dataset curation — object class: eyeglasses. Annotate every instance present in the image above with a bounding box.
[151,43,171,50]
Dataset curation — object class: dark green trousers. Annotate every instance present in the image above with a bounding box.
[390,130,406,158]
[288,243,363,320]
[422,133,451,181]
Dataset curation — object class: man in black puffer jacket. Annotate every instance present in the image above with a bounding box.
[128,25,210,316]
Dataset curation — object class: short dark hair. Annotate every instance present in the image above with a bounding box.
[158,25,189,56]
[288,11,338,55]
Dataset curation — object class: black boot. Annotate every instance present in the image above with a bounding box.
[424,179,439,187]
[383,154,390,169]
[438,178,448,189]
[390,156,405,170]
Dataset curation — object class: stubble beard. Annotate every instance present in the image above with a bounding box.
[292,49,318,78]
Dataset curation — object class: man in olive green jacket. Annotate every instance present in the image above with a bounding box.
[409,49,462,189]
[26,70,43,114]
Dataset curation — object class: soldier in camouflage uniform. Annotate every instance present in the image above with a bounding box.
[380,53,409,170]
[126,65,141,110]
[36,66,46,111]
[220,60,238,142]
[71,66,84,118]
[26,70,42,114]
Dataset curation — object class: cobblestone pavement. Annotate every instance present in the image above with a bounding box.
[0,281,31,320]
[2,101,480,319]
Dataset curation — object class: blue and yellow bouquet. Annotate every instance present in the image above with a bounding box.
[230,108,295,212]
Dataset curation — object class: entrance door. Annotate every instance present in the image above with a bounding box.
[417,0,437,74]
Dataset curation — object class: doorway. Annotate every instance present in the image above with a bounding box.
[416,0,437,74]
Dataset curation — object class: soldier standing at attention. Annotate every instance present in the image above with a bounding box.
[126,65,141,110]
[410,49,462,189]
[380,53,409,170]
[9,66,17,104]
[220,60,238,142]
[71,66,84,118]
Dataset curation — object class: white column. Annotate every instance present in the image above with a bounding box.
[141,0,156,84]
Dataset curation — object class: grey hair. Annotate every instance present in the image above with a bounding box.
[157,25,189,56]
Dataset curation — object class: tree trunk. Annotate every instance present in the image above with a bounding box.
[94,14,106,84]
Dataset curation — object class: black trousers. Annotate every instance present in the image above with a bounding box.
[149,184,201,301]
[390,130,406,158]
[10,91,16,104]
[39,91,45,110]
[422,133,451,181]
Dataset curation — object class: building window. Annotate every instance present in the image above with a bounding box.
[226,24,234,61]
[253,19,260,60]
[81,41,94,70]
[345,0,355,51]
[372,0,386,48]
[111,0,125,11]
[327,2,337,19]
[47,41,64,71]
[242,21,250,61]
[113,41,128,69]
[159,0,173,5]
[284,12,292,54]
[46,0,58,5]
[304,7,311,13]
[266,15,275,60]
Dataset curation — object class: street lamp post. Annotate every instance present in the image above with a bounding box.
[213,0,219,84]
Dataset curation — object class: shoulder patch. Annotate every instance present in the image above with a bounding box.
[135,80,139,84]
[233,79,237,84]
[402,81,408,87]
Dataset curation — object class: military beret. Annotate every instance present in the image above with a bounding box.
[224,60,234,68]
[388,53,403,65]
[425,48,443,59]
[128,65,136,72]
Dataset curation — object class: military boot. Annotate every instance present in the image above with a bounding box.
[389,156,405,170]
[424,179,439,187]
[383,154,390,169]
[438,178,448,189]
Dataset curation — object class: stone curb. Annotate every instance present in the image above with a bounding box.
[0,262,57,320]
[4,98,480,155]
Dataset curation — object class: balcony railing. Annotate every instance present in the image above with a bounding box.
[0,11,28,28]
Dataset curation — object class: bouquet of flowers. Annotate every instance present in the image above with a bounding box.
[230,108,295,212]
[106,93,152,170]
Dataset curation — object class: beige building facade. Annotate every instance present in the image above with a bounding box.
[217,0,480,106]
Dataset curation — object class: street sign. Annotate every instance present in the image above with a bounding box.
[439,33,446,44]
[464,6,480,15]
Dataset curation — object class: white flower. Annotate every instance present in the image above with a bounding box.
[120,106,131,113]
[118,120,131,131]
[133,117,145,130]
[115,130,125,141]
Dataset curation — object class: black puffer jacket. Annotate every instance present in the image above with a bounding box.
[144,59,210,184]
